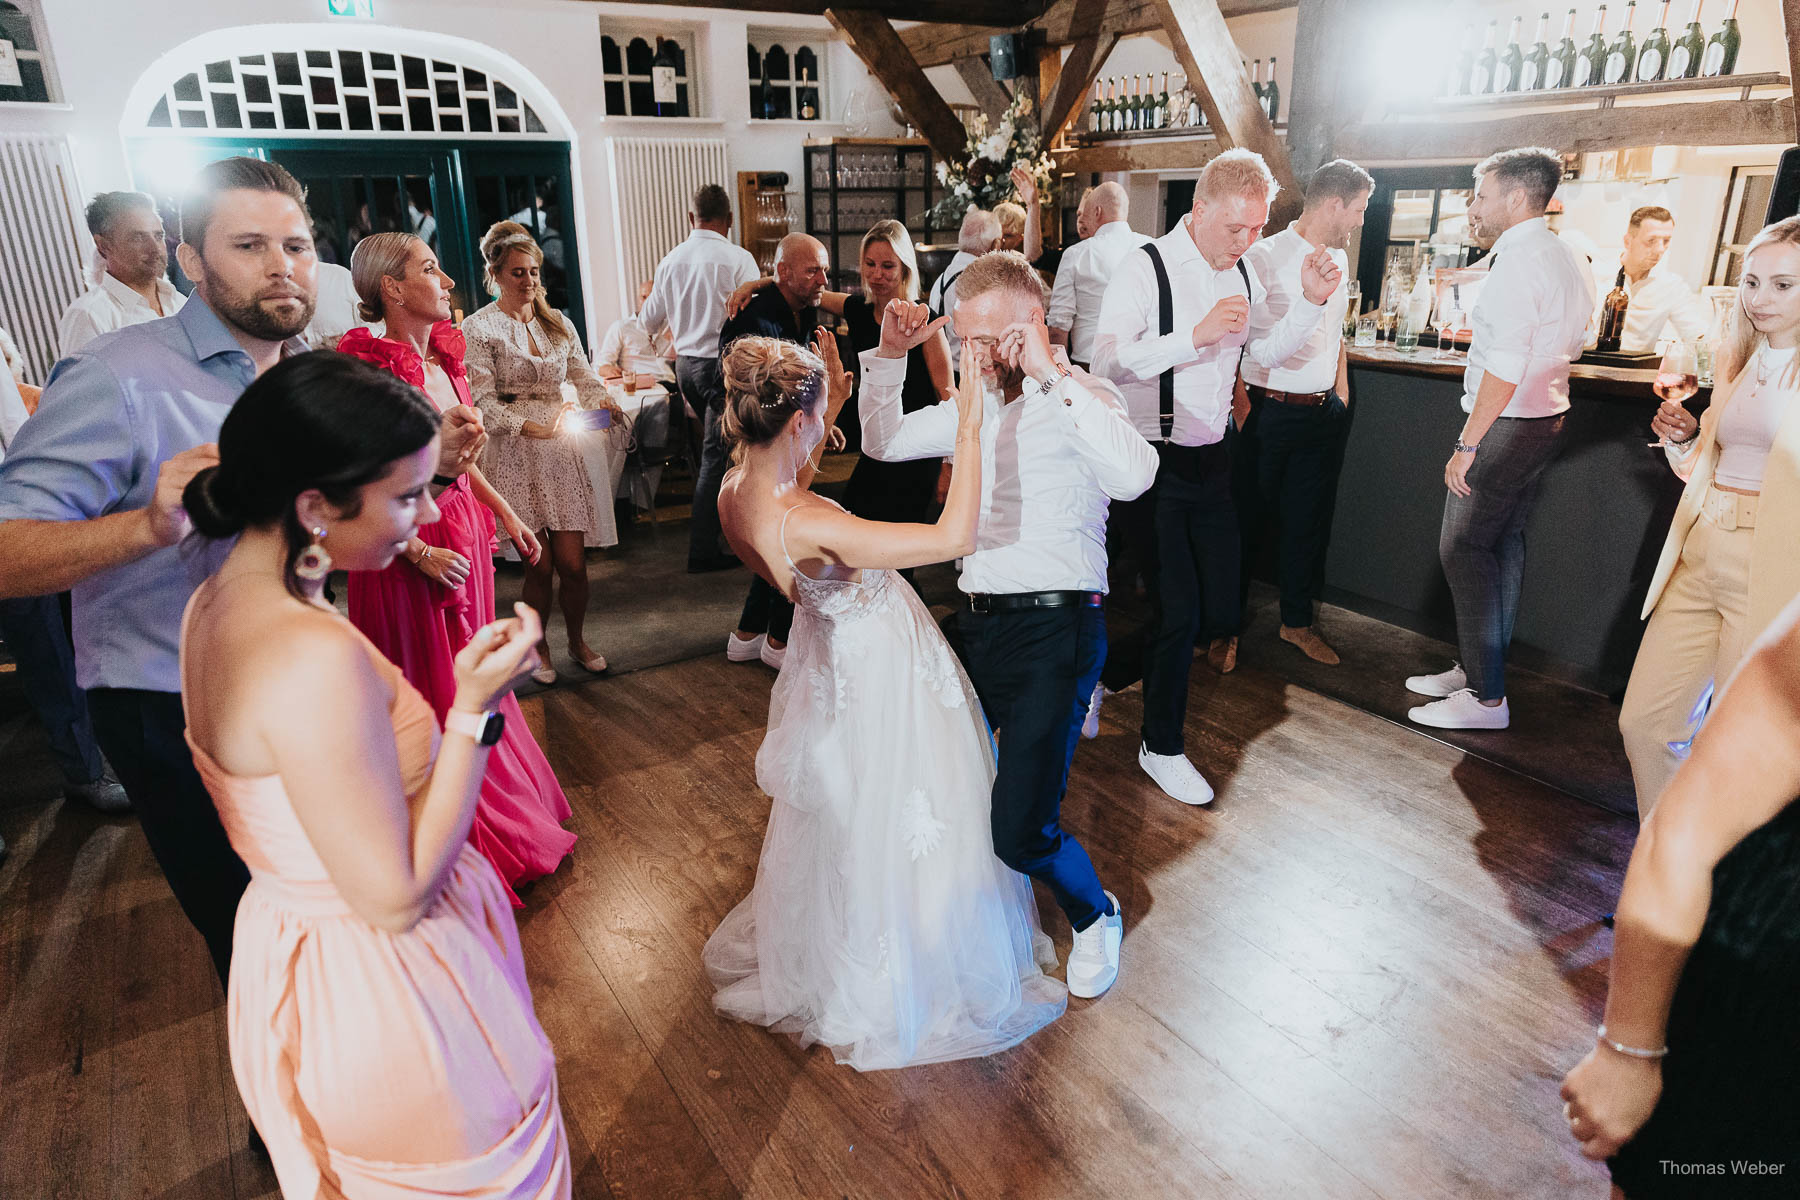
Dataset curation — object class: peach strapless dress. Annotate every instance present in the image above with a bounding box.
[183,617,571,1198]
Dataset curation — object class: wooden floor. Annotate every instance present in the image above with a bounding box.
[0,648,1633,1199]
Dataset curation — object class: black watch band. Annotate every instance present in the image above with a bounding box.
[432,473,459,487]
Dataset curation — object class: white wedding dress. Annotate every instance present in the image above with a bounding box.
[703,503,1068,1070]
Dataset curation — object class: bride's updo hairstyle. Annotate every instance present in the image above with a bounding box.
[183,353,440,597]
[719,335,825,461]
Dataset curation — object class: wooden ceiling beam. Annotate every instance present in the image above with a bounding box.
[593,0,1044,28]
[825,9,969,163]
[1055,136,1223,175]
[900,0,1296,70]
[953,57,1015,123]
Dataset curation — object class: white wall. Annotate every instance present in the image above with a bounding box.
[0,0,902,339]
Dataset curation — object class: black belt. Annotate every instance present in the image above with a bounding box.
[966,589,1103,613]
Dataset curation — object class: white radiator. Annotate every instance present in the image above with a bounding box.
[0,134,88,386]
[604,136,731,313]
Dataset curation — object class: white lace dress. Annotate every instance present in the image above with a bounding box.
[463,304,613,546]
[702,504,1067,1070]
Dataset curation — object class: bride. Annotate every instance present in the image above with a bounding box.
[702,324,1067,1070]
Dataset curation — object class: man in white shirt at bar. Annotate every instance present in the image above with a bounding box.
[861,251,1157,998]
[1093,148,1339,806]
[1048,182,1149,371]
[927,207,1001,338]
[597,278,676,386]
[639,183,762,572]
[1592,205,1710,353]
[58,191,185,357]
[1236,159,1373,668]
[1407,146,1596,730]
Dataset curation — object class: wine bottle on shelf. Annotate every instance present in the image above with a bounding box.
[1130,75,1143,131]
[652,37,681,117]
[1090,80,1104,133]
[1636,1,1673,82]
[1138,74,1150,129]
[1103,78,1116,133]
[1157,71,1171,129]
[1119,75,1132,132]
[1667,0,1706,79]
[798,68,817,120]
[1701,0,1741,77]
[758,54,776,120]
[1471,20,1499,94]
[1250,59,1264,106]
[1547,8,1579,88]
[1521,13,1551,90]
[1597,268,1631,352]
[1497,16,1525,92]
[1187,75,1202,127]
[1265,56,1281,121]
[1603,1,1638,85]
[1451,24,1477,96]
[1575,5,1608,86]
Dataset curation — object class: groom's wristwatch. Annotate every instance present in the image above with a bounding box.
[445,708,505,746]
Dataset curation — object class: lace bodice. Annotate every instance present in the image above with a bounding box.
[462,303,609,436]
[778,501,899,625]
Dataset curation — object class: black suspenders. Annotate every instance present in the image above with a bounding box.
[1140,242,1252,442]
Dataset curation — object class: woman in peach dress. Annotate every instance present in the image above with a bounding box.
[178,352,569,1197]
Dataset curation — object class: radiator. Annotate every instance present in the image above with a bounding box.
[0,134,87,386]
[604,137,731,313]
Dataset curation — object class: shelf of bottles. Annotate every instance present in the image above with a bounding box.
[1446,1,1746,101]
[1075,60,1287,143]
[803,140,936,293]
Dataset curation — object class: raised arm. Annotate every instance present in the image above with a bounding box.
[1011,166,1042,264]
[859,300,959,462]
[1243,246,1333,370]
[1000,318,1156,502]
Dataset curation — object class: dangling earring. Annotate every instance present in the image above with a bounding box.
[294,526,333,581]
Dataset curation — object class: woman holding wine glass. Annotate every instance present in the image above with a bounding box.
[1618,215,1800,820]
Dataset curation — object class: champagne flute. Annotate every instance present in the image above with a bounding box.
[1648,341,1700,448]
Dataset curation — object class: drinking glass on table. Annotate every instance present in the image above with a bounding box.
[1354,311,1377,347]
[1648,341,1700,448]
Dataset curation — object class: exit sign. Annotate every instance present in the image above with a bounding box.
[326,0,374,17]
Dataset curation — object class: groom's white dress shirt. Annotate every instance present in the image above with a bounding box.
[859,348,1157,595]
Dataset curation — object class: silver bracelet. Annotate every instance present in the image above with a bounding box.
[1597,1024,1668,1060]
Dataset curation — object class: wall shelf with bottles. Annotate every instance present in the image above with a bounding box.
[1419,70,1786,112]
[802,138,935,294]
[1074,122,1282,145]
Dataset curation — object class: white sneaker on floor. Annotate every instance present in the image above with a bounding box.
[760,638,787,670]
[1138,744,1215,806]
[726,632,765,662]
[1081,681,1104,739]
[1067,890,1123,999]
[1404,662,1467,698]
[1408,688,1510,730]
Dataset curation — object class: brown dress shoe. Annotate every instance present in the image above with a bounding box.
[1279,624,1341,666]
[1206,636,1238,674]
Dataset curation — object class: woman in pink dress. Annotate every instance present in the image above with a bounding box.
[179,351,570,1197]
[339,232,574,905]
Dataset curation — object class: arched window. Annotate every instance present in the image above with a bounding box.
[598,28,695,118]
[747,33,826,122]
[0,0,59,103]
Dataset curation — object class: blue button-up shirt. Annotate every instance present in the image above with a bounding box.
[0,299,308,693]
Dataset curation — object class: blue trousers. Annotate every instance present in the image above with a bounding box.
[0,593,105,786]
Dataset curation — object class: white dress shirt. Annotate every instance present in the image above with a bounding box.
[859,348,1157,594]
[1240,228,1349,394]
[1092,215,1325,446]
[598,315,676,381]
[57,272,185,357]
[1591,260,1709,353]
[305,261,364,347]
[927,250,980,339]
[638,229,761,360]
[1047,221,1152,365]
[1464,217,1596,418]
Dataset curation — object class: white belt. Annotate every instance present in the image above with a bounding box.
[1702,485,1758,531]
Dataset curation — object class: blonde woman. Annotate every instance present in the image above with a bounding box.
[1619,215,1800,818]
[464,221,624,683]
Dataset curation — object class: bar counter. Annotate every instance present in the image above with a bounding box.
[1317,348,1702,694]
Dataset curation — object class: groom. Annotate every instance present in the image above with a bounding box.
[860,251,1158,998]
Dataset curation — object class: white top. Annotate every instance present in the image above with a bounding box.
[1463,217,1596,419]
[1092,215,1325,446]
[305,262,363,347]
[1593,260,1710,354]
[57,272,185,357]
[638,229,761,360]
[1694,345,1798,491]
[858,348,1157,594]
[928,250,980,340]
[598,315,676,381]
[1046,222,1153,365]
[1240,228,1349,394]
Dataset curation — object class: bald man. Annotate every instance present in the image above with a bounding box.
[1048,182,1149,370]
[717,232,833,670]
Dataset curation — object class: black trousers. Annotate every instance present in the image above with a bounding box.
[87,688,249,987]
[947,603,1110,932]
[678,355,731,568]
[0,593,105,786]
[1232,392,1350,628]
[737,576,794,644]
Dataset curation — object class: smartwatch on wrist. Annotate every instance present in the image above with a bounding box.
[1453,440,1479,455]
[445,708,505,747]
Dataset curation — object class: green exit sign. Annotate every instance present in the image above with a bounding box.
[326,0,374,17]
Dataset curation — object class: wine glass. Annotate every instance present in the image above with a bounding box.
[1648,341,1700,448]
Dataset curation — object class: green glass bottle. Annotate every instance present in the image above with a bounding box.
[1156,71,1171,129]
[1496,16,1525,92]
[1264,55,1281,121]
[1635,0,1673,82]
[1701,0,1741,77]
[1667,0,1706,79]
[1521,13,1551,90]
[1546,8,1579,88]
[1574,5,1608,87]
[1603,0,1638,85]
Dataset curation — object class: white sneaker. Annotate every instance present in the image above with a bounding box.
[1068,890,1123,999]
[760,638,787,670]
[726,632,765,663]
[1081,681,1103,739]
[1138,744,1215,806]
[1408,688,1510,730]
[1404,662,1467,698]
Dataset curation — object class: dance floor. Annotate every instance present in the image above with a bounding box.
[0,629,1633,1198]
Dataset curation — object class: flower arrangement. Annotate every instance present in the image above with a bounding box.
[927,90,1055,231]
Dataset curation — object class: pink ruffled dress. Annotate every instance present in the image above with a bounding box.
[339,325,575,906]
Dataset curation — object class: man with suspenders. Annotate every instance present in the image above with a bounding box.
[1093,149,1341,805]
